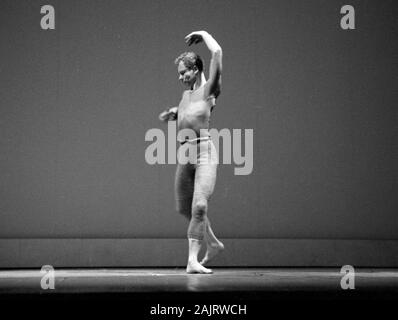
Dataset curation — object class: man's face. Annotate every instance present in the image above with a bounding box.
[177,61,197,88]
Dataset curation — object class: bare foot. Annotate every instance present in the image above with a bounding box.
[186,260,213,274]
[200,242,224,266]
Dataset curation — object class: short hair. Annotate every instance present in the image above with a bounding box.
[174,52,204,72]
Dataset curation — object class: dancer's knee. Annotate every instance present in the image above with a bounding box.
[192,199,207,221]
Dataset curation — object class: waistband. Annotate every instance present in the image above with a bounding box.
[178,136,211,145]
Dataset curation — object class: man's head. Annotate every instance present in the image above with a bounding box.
[174,52,204,88]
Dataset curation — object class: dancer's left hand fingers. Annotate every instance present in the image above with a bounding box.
[185,32,204,45]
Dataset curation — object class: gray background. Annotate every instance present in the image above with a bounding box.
[0,0,397,244]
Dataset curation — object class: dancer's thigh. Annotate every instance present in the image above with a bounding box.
[175,163,195,216]
[193,141,218,202]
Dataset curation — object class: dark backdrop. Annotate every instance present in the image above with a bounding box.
[0,0,396,244]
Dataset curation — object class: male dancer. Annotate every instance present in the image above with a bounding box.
[159,31,224,274]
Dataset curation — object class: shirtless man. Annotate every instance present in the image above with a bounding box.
[159,31,224,274]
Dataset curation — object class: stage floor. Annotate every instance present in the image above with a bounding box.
[1,268,397,317]
[1,267,398,295]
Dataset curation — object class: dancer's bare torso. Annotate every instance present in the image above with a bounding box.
[177,84,215,138]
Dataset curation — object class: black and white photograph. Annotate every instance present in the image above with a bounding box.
[0,0,397,318]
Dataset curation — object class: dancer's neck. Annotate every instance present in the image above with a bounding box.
[191,73,207,91]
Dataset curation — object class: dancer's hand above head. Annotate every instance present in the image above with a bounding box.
[184,31,208,46]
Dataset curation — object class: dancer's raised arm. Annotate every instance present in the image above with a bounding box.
[185,31,222,98]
